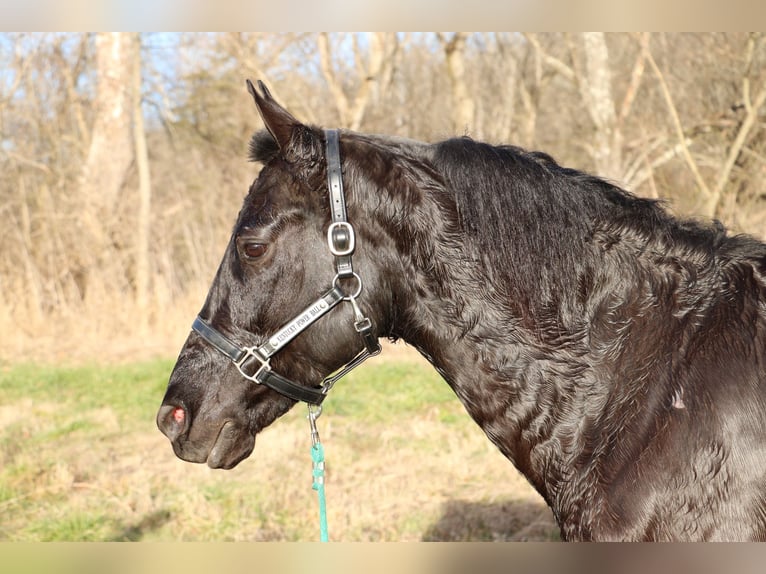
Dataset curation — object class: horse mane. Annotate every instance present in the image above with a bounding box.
[431,136,662,250]
[429,137,738,321]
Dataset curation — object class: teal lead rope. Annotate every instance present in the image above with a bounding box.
[308,405,329,542]
[311,442,329,542]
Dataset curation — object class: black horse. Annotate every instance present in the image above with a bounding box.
[157,81,766,541]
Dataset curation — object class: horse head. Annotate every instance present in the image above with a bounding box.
[156,82,410,468]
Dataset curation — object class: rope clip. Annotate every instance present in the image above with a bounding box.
[307,404,322,446]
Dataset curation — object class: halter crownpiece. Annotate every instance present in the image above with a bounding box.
[191,129,381,405]
[325,129,355,276]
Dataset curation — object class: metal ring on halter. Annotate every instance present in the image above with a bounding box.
[233,346,271,383]
[332,272,363,301]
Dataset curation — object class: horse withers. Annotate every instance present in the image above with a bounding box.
[158,81,766,541]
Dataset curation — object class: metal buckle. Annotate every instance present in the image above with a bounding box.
[234,346,271,383]
[327,221,355,256]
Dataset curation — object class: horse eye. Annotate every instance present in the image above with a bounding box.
[241,242,268,260]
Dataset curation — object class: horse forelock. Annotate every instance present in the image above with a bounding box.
[249,126,327,165]
[249,130,280,163]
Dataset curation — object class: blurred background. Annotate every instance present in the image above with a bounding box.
[1,32,765,361]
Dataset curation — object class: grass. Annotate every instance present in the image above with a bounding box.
[0,350,558,542]
[0,360,171,426]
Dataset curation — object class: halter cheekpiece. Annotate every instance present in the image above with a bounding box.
[191,129,381,405]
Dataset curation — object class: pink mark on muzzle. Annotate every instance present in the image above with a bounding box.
[172,407,186,424]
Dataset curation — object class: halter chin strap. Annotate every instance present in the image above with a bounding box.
[191,129,381,405]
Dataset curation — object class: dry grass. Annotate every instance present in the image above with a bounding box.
[0,351,558,542]
[0,288,209,364]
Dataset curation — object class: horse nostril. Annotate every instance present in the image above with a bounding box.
[157,403,188,442]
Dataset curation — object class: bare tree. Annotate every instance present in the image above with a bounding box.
[133,35,152,324]
[3,32,766,360]
[80,33,138,213]
[318,32,399,130]
[644,37,713,207]
[437,32,476,136]
[523,33,652,182]
[707,33,766,219]
[643,33,766,220]
[480,33,520,143]
[579,32,622,179]
[73,32,140,311]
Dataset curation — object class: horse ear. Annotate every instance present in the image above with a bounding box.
[246,79,301,151]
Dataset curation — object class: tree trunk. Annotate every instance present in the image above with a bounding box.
[133,35,152,325]
[318,32,398,131]
[77,32,139,300]
[438,33,476,136]
[80,33,137,214]
[581,32,622,180]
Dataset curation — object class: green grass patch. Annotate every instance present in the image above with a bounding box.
[26,512,111,542]
[324,359,460,421]
[0,359,173,427]
[0,357,457,428]
[0,355,554,541]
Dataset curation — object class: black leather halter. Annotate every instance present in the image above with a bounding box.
[191,129,381,405]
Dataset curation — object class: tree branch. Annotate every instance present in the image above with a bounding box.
[616,32,650,131]
[704,33,766,218]
[625,137,694,190]
[523,33,576,82]
[317,32,350,124]
[645,45,712,204]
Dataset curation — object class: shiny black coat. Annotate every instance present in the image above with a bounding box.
[159,84,766,540]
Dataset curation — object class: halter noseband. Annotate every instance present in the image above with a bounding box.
[191,129,381,405]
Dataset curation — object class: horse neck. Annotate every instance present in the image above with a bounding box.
[379,181,714,509]
[352,138,611,494]
[382,208,591,494]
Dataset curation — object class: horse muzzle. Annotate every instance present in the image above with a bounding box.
[156,403,255,469]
